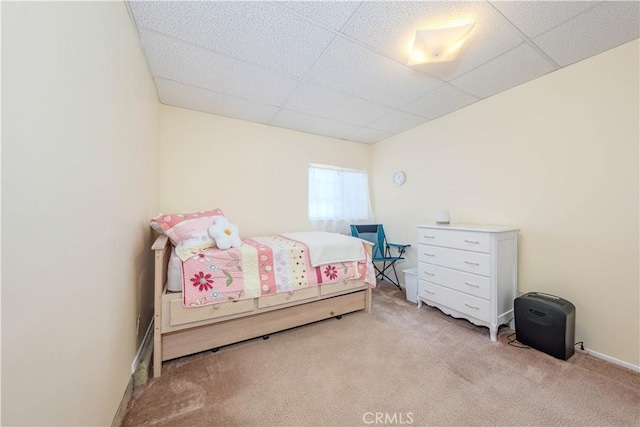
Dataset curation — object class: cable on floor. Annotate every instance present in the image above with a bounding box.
[506,332,530,349]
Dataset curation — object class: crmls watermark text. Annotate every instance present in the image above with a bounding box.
[362,412,414,425]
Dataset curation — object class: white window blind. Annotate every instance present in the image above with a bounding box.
[308,163,375,234]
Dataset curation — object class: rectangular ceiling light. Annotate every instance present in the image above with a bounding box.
[407,22,475,65]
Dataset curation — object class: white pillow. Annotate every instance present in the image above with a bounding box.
[166,247,184,292]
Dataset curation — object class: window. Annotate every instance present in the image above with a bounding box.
[308,163,375,234]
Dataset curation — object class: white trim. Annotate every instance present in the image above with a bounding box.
[131,319,154,374]
[587,348,640,373]
[308,163,367,174]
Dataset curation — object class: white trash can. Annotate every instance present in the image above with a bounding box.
[403,268,418,303]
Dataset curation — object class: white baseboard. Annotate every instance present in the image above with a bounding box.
[587,347,640,373]
[501,324,638,372]
[131,320,154,374]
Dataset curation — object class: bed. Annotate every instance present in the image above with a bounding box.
[150,212,376,377]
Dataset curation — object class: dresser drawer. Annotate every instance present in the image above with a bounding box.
[418,245,491,277]
[418,280,490,322]
[418,228,490,253]
[418,263,490,300]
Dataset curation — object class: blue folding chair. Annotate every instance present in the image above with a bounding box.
[350,224,410,289]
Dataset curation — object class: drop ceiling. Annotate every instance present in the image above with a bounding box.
[127,1,639,144]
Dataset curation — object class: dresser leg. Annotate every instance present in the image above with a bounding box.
[490,325,498,342]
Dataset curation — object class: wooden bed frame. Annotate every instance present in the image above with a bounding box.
[152,234,373,377]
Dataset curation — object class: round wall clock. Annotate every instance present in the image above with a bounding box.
[393,171,406,186]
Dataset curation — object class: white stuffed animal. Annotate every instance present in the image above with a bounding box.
[208,216,241,250]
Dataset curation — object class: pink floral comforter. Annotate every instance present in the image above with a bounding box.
[182,235,376,307]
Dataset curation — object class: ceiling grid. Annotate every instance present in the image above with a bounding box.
[127,1,639,144]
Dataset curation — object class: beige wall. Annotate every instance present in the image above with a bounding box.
[159,105,371,236]
[372,40,639,367]
[2,2,159,426]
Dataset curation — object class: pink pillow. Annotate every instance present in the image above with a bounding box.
[150,209,224,260]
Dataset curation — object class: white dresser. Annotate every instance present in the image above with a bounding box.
[416,224,518,342]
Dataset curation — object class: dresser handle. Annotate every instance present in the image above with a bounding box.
[423,235,435,239]
[425,272,435,276]
[465,303,480,310]
[464,282,479,288]
[425,290,436,295]
[424,253,435,257]
[464,240,480,244]
[464,261,480,266]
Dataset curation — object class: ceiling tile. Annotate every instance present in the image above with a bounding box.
[402,85,479,119]
[275,1,362,31]
[284,82,393,126]
[343,1,525,80]
[451,43,556,99]
[533,1,640,67]
[270,109,361,140]
[138,29,300,106]
[366,110,430,134]
[129,1,335,77]
[490,1,597,39]
[156,78,279,124]
[306,37,443,108]
[344,127,393,144]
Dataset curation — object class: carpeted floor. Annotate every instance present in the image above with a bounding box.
[122,283,640,426]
